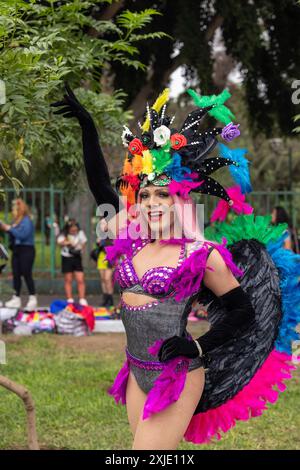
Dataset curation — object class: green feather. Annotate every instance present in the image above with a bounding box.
[187,88,235,125]
[204,214,287,246]
[150,144,172,174]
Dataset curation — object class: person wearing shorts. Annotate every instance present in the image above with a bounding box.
[57,220,88,305]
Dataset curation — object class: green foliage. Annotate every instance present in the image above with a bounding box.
[0,0,165,194]
[111,0,300,137]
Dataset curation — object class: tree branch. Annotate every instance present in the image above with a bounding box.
[98,1,125,21]
[0,375,39,450]
[128,14,224,121]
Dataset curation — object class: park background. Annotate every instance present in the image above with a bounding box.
[0,0,299,450]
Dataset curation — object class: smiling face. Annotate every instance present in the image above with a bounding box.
[137,183,175,238]
[68,224,79,236]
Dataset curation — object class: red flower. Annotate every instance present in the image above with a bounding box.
[124,174,140,191]
[128,138,144,156]
[170,133,187,150]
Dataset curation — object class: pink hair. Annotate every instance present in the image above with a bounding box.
[172,193,205,241]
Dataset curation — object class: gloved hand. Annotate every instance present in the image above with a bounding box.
[50,82,92,127]
[50,83,121,212]
[158,335,200,362]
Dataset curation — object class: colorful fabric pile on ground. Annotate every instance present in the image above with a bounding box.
[94,305,121,321]
[2,310,56,334]
[1,300,122,336]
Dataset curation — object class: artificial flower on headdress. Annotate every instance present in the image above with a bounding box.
[128,138,144,156]
[153,125,171,147]
[116,87,252,217]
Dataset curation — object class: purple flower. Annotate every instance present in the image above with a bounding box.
[221,122,240,142]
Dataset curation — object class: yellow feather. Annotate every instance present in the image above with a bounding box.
[142,150,153,174]
[141,88,170,132]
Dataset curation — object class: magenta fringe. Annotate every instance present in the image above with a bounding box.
[108,338,190,421]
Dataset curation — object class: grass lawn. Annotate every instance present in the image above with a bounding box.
[0,329,299,450]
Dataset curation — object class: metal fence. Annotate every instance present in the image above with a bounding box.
[1,187,299,278]
[0,186,99,278]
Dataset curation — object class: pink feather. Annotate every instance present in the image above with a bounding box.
[169,179,204,199]
[107,359,130,405]
[142,356,190,420]
[166,238,243,301]
[210,185,253,223]
[184,349,297,444]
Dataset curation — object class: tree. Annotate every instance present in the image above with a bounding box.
[0,0,166,195]
[104,0,300,137]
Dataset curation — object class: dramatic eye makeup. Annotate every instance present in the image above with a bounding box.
[139,191,149,199]
[139,189,170,199]
[157,191,170,198]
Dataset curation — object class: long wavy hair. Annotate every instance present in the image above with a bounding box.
[273,206,292,228]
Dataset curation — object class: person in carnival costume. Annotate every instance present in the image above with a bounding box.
[51,84,300,449]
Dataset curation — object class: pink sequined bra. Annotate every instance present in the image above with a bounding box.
[115,239,186,297]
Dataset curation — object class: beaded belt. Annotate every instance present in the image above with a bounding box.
[125,347,189,371]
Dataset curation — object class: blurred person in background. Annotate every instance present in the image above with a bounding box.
[57,219,88,305]
[0,198,37,310]
[90,216,114,307]
[271,206,299,252]
[45,213,60,245]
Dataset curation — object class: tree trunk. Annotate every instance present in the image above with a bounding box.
[0,375,39,450]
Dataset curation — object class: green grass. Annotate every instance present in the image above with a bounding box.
[0,333,299,450]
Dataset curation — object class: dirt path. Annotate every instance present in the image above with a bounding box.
[0,322,208,355]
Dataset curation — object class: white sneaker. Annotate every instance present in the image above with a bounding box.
[79,298,88,306]
[5,295,21,309]
[67,298,74,303]
[24,295,38,311]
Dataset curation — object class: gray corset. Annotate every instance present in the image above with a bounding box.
[121,283,174,298]
[120,294,204,393]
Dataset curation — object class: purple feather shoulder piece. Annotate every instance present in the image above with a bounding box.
[166,237,244,302]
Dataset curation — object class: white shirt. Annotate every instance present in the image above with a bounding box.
[57,230,87,258]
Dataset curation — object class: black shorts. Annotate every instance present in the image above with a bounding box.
[61,255,83,273]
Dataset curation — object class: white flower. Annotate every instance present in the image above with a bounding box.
[153,125,171,147]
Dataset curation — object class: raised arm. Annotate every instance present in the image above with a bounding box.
[50,84,123,216]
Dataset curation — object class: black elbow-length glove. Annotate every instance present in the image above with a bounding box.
[158,285,256,362]
[50,83,122,215]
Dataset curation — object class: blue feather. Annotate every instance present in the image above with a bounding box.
[267,238,300,355]
[219,143,252,194]
[164,153,193,182]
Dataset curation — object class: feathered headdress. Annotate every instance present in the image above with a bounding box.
[117,88,253,220]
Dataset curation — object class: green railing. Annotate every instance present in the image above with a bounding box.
[0,186,99,278]
[1,187,299,278]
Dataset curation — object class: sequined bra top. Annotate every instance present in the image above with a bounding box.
[115,239,186,297]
